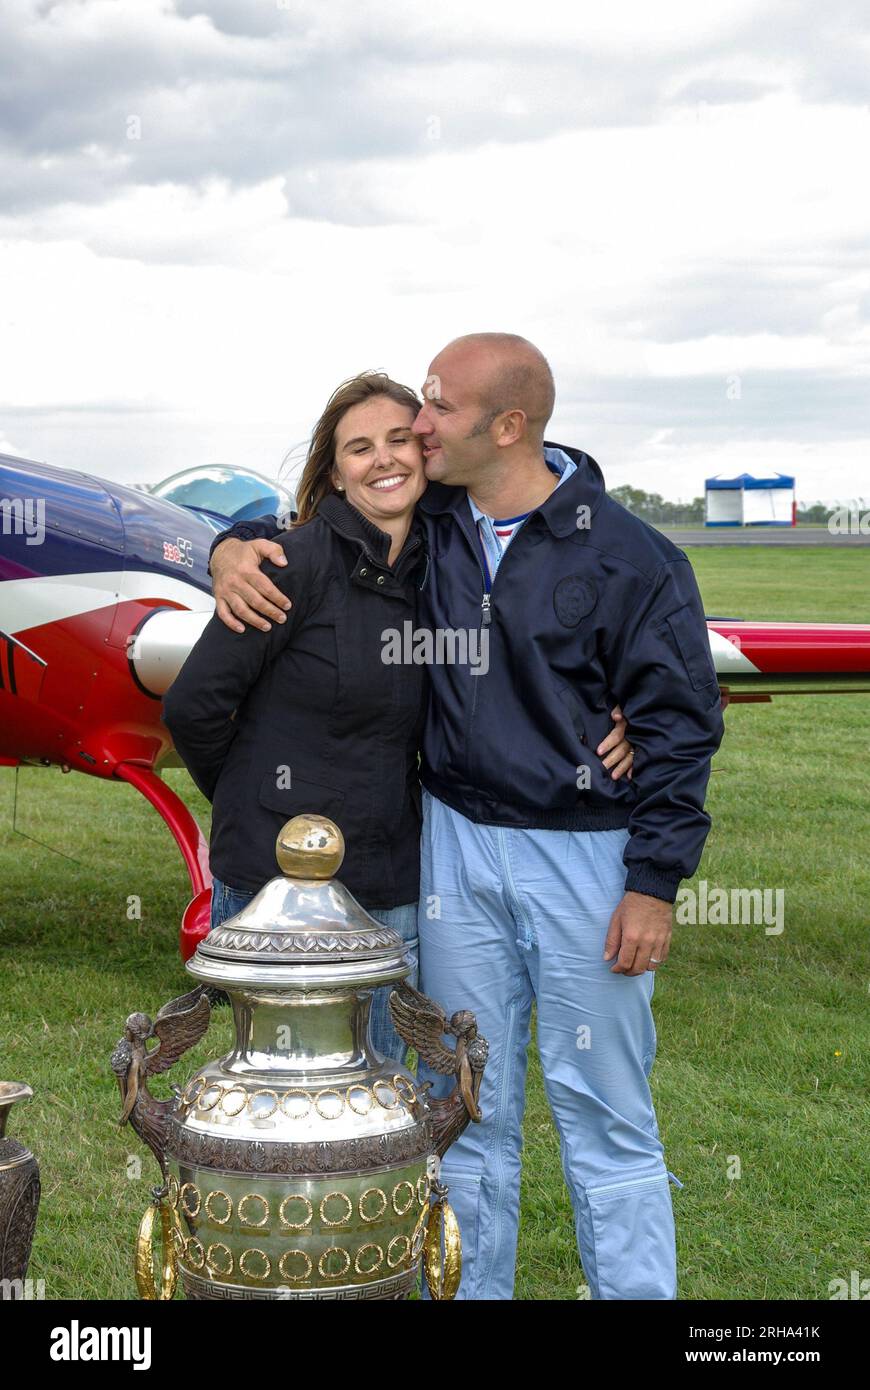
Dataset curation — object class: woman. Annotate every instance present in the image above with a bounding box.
[163,373,632,1061]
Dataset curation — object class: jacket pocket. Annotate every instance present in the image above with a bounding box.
[552,675,587,743]
[664,604,718,691]
[257,770,346,822]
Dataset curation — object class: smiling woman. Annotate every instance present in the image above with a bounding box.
[163,372,430,1065]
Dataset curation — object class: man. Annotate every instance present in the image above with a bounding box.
[207,334,725,1299]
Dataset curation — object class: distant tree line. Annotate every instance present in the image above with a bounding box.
[609,486,705,524]
[795,502,837,523]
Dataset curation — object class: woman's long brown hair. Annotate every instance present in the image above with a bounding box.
[292,372,422,526]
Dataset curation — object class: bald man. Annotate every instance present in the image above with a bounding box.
[207,334,724,1300]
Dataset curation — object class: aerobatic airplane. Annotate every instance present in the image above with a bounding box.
[1,450,868,959]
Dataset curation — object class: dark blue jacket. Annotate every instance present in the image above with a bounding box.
[211,442,724,903]
[168,496,427,907]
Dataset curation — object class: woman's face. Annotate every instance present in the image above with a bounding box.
[332,398,426,526]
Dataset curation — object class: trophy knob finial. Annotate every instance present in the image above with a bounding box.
[275,815,345,880]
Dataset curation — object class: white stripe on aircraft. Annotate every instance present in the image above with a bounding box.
[1,571,763,678]
[0,570,214,636]
[707,628,761,675]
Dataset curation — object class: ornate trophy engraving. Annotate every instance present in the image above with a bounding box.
[0,1082,41,1288]
[112,815,487,1300]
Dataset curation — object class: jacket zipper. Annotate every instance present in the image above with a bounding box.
[462,519,528,789]
[391,531,423,583]
[463,536,490,776]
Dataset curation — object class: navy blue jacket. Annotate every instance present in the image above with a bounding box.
[211,442,724,903]
[168,496,427,907]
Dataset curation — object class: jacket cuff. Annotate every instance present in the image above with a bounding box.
[208,523,260,570]
[624,862,682,904]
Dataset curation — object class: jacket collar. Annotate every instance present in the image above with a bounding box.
[318,492,395,561]
[415,441,606,539]
[317,492,426,586]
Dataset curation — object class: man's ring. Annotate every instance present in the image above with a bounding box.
[650,957,662,964]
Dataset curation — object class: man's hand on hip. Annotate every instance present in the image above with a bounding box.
[211,537,291,633]
[604,891,673,975]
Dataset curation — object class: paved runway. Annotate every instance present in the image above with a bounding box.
[656,527,870,547]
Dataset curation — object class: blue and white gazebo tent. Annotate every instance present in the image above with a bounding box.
[704,472,795,526]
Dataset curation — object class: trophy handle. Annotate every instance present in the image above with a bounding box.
[388,982,489,1159]
[111,985,214,1185]
[427,1055,487,1159]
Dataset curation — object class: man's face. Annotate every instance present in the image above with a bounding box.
[412,347,501,487]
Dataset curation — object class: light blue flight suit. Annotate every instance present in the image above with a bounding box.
[418,452,682,1300]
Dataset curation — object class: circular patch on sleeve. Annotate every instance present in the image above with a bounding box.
[553,575,598,627]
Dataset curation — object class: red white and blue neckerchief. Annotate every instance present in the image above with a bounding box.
[468,447,577,587]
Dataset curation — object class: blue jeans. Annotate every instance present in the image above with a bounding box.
[209,879,418,1066]
[417,790,681,1301]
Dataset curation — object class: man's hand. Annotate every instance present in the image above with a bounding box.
[597,704,634,781]
[603,891,672,975]
[211,537,291,633]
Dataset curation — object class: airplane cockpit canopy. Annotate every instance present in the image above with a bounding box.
[151,466,296,526]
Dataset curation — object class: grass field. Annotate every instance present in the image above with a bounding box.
[1,547,868,1300]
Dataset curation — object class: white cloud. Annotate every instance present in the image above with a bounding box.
[0,0,868,500]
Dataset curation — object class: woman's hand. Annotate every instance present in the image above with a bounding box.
[596,704,634,781]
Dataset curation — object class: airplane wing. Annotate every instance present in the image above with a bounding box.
[707,621,870,698]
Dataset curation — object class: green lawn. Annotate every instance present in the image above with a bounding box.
[1,547,867,1300]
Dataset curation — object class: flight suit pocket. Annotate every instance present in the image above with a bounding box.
[585,1171,676,1299]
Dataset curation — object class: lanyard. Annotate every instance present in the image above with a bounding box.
[475,519,495,590]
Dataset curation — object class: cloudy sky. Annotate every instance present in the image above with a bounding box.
[1,0,868,503]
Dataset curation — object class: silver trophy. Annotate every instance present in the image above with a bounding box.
[112,815,487,1300]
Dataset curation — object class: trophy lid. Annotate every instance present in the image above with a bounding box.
[188,815,411,990]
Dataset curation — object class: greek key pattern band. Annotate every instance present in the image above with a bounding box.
[179,1266,417,1300]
